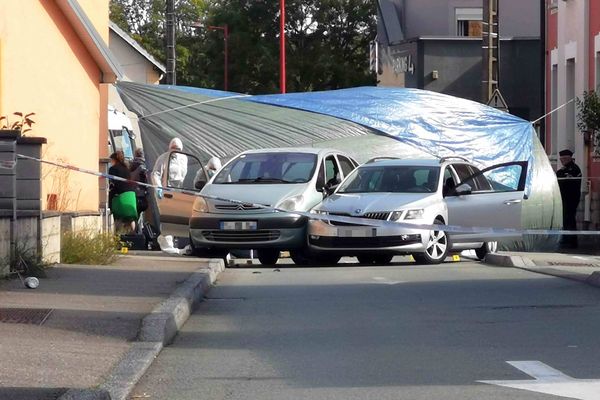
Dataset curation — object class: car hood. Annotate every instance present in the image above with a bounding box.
[201,183,308,206]
[318,192,436,214]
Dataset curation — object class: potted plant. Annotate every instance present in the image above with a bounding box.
[0,112,35,138]
[576,91,600,145]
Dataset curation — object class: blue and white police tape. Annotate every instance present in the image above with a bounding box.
[17,153,600,236]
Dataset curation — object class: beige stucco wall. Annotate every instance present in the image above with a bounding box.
[0,1,109,211]
[109,30,162,84]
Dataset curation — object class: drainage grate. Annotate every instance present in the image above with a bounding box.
[548,262,600,267]
[0,308,53,325]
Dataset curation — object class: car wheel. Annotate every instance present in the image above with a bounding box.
[357,254,394,265]
[258,250,280,265]
[413,219,450,265]
[475,241,498,260]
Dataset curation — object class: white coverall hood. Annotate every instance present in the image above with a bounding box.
[169,138,183,151]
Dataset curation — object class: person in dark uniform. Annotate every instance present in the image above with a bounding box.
[556,149,582,248]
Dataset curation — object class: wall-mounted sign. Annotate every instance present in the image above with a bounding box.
[393,54,415,75]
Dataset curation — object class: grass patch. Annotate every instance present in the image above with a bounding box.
[61,231,121,265]
[7,245,48,278]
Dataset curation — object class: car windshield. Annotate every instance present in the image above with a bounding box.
[213,152,318,184]
[338,165,440,193]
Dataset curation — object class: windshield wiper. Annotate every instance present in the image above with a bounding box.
[237,177,294,184]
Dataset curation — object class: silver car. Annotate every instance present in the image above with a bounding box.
[309,157,528,265]
[186,148,358,265]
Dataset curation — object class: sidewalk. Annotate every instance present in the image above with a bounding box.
[0,255,223,400]
[484,251,600,287]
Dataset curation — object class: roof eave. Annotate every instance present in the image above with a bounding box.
[55,0,124,83]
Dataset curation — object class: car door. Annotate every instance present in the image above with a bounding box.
[158,151,208,238]
[445,161,528,242]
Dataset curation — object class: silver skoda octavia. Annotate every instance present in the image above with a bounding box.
[308,157,528,265]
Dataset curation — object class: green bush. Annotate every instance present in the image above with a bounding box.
[61,231,121,265]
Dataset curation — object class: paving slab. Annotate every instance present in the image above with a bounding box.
[0,254,213,399]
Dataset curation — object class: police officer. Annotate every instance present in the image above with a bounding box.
[556,149,582,248]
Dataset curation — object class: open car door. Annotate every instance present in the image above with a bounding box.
[158,151,208,238]
[445,161,528,242]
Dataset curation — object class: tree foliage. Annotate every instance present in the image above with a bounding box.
[109,0,376,94]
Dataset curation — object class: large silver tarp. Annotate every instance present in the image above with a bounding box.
[116,82,561,251]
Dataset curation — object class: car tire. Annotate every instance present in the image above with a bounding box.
[258,250,280,265]
[475,241,498,261]
[413,218,450,265]
[357,254,394,265]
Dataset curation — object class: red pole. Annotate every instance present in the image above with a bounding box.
[280,0,286,94]
[224,24,229,91]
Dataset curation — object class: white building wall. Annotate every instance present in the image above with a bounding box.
[555,0,589,179]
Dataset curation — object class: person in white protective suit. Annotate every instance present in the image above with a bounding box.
[152,138,188,198]
[193,157,222,189]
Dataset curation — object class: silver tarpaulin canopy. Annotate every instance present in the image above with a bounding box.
[116,81,561,251]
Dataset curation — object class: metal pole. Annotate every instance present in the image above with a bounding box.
[224,25,229,91]
[166,0,177,85]
[280,0,286,94]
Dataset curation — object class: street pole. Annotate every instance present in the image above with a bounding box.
[223,25,229,91]
[166,0,176,85]
[280,0,286,94]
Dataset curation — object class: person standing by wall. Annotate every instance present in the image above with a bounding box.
[556,149,582,248]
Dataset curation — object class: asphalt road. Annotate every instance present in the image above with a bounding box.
[130,258,600,400]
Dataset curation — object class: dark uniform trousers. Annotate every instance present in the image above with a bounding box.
[556,161,582,247]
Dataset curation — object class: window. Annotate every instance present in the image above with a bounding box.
[452,164,473,182]
[213,152,318,184]
[337,155,356,177]
[456,8,483,37]
[461,164,525,193]
[566,59,576,151]
[551,64,558,156]
[338,166,440,194]
[324,155,339,185]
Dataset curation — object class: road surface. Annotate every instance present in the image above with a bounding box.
[130,258,600,400]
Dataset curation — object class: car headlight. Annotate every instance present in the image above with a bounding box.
[404,209,425,220]
[192,197,209,215]
[277,195,304,212]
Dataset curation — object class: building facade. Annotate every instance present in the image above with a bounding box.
[0,0,122,211]
[109,22,166,85]
[546,0,600,230]
[377,0,543,122]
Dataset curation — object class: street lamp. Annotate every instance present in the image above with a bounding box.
[192,22,229,91]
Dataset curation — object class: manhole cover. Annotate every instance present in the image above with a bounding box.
[548,262,600,267]
[0,308,53,325]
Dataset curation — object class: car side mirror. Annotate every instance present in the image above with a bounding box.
[455,183,472,196]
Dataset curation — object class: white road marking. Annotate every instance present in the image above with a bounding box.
[479,361,600,400]
[573,256,591,261]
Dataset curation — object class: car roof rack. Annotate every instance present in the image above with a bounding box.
[366,157,400,164]
[439,156,470,164]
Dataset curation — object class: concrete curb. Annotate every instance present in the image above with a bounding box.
[483,253,536,268]
[484,253,599,287]
[59,258,225,400]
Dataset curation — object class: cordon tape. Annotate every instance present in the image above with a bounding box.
[15,153,600,237]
